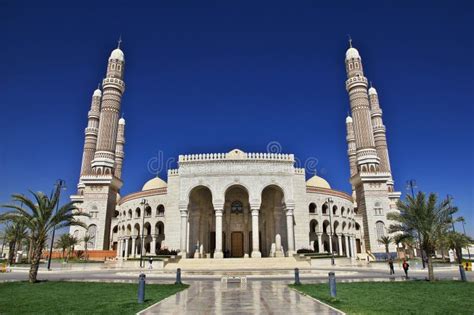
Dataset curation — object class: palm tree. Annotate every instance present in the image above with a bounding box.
[56,234,71,261]
[66,235,78,262]
[388,191,456,281]
[392,233,412,259]
[82,234,94,261]
[446,231,473,281]
[3,222,28,264]
[0,187,88,283]
[378,236,392,260]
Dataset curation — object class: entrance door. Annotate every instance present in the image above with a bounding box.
[231,232,244,257]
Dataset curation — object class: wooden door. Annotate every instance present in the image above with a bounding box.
[231,232,244,257]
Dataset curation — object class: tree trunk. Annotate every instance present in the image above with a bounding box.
[28,239,34,263]
[8,241,16,265]
[85,245,88,261]
[29,242,44,283]
[427,255,435,281]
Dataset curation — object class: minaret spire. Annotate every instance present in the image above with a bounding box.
[348,34,353,48]
[117,35,122,49]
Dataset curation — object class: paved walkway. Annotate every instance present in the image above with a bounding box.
[140,280,341,315]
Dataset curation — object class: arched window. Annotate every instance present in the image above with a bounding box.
[87,224,97,248]
[157,204,165,216]
[145,206,152,217]
[374,202,383,216]
[135,207,141,218]
[332,205,338,215]
[322,203,328,215]
[376,221,385,240]
[128,209,132,219]
[309,203,316,214]
[341,207,345,216]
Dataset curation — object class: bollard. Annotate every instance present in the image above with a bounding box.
[175,268,182,285]
[328,272,336,298]
[294,268,301,285]
[138,273,146,304]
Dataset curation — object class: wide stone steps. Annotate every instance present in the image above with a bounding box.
[164,257,310,271]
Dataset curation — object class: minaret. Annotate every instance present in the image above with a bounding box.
[345,115,357,179]
[114,117,125,179]
[344,41,380,172]
[91,40,125,175]
[368,85,394,191]
[77,87,102,193]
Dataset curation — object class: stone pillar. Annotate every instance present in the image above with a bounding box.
[214,208,224,258]
[337,234,343,256]
[150,234,156,256]
[351,236,357,258]
[180,207,188,257]
[117,238,122,258]
[317,233,323,253]
[124,238,129,258]
[345,235,351,258]
[131,236,136,258]
[251,207,261,258]
[286,208,295,255]
[328,234,333,254]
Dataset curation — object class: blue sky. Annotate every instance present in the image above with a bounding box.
[1,1,473,235]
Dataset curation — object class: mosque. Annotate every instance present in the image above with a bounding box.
[70,41,401,260]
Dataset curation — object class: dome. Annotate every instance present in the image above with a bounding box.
[368,87,378,95]
[119,117,125,125]
[345,47,360,60]
[142,176,167,191]
[109,48,124,61]
[93,89,101,97]
[345,116,353,124]
[306,175,331,189]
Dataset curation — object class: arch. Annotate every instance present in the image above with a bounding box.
[144,222,152,235]
[260,185,287,257]
[113,210,119,218]
[87,224,97,248]
[135,207,141,218]
[322,203,328,215]
[341,207,345,216]
[156,204,165,216]
[309,219,318,233]
[186,183,214,204]
[128,209,132,219]
[145,205,152,217]
[126,224,132,236]
[188,185,214,258]
[156,221,165,235]
[133,223,140,236]
[355,222,361,231]
[333,220,340,234]
[332,205,338,215]
[309,203,316,214]
[122,210,126,217]
[342,221,347,232]
[376,221,385,240]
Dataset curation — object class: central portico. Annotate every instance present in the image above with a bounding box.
[178,149,296,258]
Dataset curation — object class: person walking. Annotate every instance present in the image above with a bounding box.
[148,257,153,270]
[402,259,409,278]
[388,258,395,275]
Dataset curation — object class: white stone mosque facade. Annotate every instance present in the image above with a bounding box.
[70,41,401,260]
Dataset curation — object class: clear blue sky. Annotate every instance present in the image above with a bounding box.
[1,1,473,235]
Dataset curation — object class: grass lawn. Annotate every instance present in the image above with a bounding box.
[290,281,474,315]
[0,281,188,314]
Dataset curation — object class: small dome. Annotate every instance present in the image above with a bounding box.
[346,116,353,124]
[345,47,360,61]
[119,117,125,125]
[368,87,378,95]
[227,148,246,159]
[142,177,167,191]
[93,89,102,97]
[306,175,331,189]
[109,48,124,61]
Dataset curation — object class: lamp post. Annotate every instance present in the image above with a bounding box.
[139,198,148,268]
[327,197,335,266]
[47,179,66,271]
[406,179,425,269]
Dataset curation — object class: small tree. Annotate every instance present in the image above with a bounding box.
[446,231,473,281]
[0,188,88,283]
[66,236,78,262]
[388,192,456,281]
[378,236,392,260]
[393,233,412,259]
[82,234,94,261]
[56,234,70,261]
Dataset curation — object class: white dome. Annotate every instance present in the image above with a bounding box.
[93,89,101,97]
[368,87,378,95]
[119,117,125,125]
[306,175,331,189]
[142,177,167,191]
[109,48,124,61]
[345,47,360,60]
[346,116,353,124]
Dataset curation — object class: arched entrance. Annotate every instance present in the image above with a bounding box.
[188,186,214,258]
[223,185,251,258]
[260,185,287,257]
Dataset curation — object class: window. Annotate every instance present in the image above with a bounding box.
[374,202,383,216]
[87,225,97,248]
[309,203,316,214]
[231,201,243,214]
[157,204,165,216]
[376,221,385,240]
[322,203,328,215]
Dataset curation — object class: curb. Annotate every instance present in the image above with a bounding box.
[289,286,345,315]
[136,285,190,315]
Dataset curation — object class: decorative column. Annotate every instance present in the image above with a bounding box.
[328,234,333,254]
[214,207,224,258]
[114,117,125,179]
[337,234,343,256]
[131,236,136,258]
[124,238,129,259]
[345,235,351,258]
[351,236,357,258]
[317,233,323,253]
[179,206,188,257]
[286,207,295,255]
[150,234,157,256]
[117,238,122,258]
[251,207,261,258]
